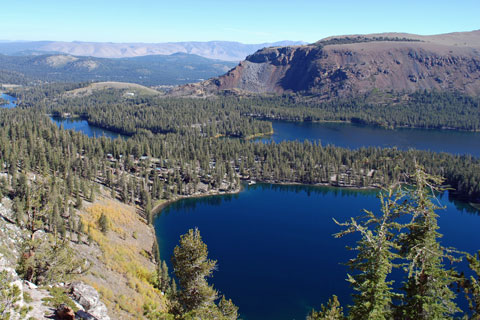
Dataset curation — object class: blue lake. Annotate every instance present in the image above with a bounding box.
[48,107,480,318]
[261,120,480,157]
[0,93,17,109]
[154,184,480,320]
[50,116,125,140]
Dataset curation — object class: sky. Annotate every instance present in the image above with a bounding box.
[2,0,479,44]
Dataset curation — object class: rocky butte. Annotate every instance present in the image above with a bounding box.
[170,30,480,99]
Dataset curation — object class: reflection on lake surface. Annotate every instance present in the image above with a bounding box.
[260,120,480,157]
[154,183,479,320]
[0,93,17,109]
[50,116,126,140]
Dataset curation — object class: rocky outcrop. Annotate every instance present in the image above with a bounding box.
[69,282,110,320]
[0,253,53,319]
[170,30,480,98]
[0,199,110,320]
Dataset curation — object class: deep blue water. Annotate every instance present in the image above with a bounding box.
[0,93,17,109]
[260,120,480,157]
[154,184,480,320]
[50,116,125,140]
[48,103,480,318]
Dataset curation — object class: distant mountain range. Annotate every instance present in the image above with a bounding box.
[0,53,238,86]
[170,30,480,98]
[0,40,306,61]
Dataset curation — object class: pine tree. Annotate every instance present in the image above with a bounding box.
[145,194,153,224]
[75,191,82,209]
[170,279,177,296]
[0,270,30,319]
[171,228,218,313]
[16,235,88,285]
[218,296,239,320]
[12,198,25,226]
[152,239,160,264]
[463,251,480,319]
[397,166,460,319]
[98,212,109,234]
[89,186,95,202]
[333,187,404,320]
[307,295,344,320]
[158,261,171,293]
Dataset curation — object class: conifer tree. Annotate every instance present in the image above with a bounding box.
[307,295,344,320]
[171,228,218,313]
[463,251,480,319]
[75,191,82,209]
[333,187,404,320]
[17,235,88,284]
[98,212,109,234]
[89,186,95,202]
[0,270,30,319]
[397,167,460,319]
[158,261,171,293]
[218,296,239,320]
[152,239,160,264]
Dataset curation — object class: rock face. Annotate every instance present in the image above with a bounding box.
[171,30,480,98]
[0,199,112,320]
[69,282,110,320]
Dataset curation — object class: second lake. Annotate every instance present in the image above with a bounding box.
[154,184,480,320]
[261,120,480,157]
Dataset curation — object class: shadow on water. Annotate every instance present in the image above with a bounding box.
[445,192,480,215]
[249,182,378,198]
[160,183,380,217]
[162,192,241,215]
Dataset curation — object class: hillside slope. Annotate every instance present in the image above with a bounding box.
[170,30,480,98]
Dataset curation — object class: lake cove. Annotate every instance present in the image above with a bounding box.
[50,116,126,140]
[260,120,480,157]
[154,183,480,320]
[0,93,17,109]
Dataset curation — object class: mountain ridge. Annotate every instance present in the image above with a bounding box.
[0,40,306,61]
[169,30,480,98]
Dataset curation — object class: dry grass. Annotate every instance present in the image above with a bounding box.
[65,81,160,97]
[77,198,167,319]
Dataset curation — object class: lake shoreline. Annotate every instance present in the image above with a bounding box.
[256,116,480,133]
[152,184,244,216]
[152,178,385,217]
[152,178,480,218]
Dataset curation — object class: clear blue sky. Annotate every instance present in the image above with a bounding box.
[2,0,479,43]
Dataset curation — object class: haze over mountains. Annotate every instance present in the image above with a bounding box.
[2,31,480,94]
[0,40,306,61]
[171,30,480,98]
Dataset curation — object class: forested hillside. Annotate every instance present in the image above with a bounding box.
[0,53,236,85]
[1,75,480,318]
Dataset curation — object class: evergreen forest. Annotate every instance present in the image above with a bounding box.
[0,81,480,319]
